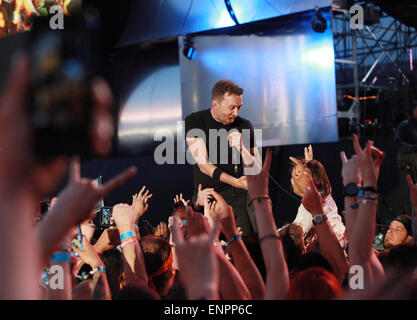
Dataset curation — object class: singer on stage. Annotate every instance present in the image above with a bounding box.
[185,80,262,235]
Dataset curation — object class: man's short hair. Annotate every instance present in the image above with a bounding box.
[211,79,243,101]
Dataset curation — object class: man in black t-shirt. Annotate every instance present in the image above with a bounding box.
[184,80,262,235]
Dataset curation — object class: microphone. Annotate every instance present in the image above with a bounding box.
[229,130,240,174]
[232,146,239,174]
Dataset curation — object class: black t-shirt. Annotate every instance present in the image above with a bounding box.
[184,108,255,193]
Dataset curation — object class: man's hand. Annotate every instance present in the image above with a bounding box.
[131,186,152,224]
[228,131,242,152]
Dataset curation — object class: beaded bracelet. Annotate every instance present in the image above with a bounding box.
[50,252,71,264]
[249,196,271,207]
[259,234,280,243]
[90,266,106,275]
[120,238,138,249]
[222,234,242,249]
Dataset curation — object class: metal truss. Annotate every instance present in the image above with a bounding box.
[331,0,417,133]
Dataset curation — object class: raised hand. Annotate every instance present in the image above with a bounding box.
[0,53,31,185]
[247,149,272,199]
[112,203,135,233]
[174,193,191,206]
[80,218,96,244]
[304,144,314,161]
[206,190,237,239]
[358,141,383,187]
[340,151,361,186]
[131,186,152,224]
[154,221,169,238]
[352,134,385,183]
[171,214,220,299]
[302,172,324,216]
[73,235,104,269]
[56,157,137,226]
[195,184,214,207]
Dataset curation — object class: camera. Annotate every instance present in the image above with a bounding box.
[96,206,115,229]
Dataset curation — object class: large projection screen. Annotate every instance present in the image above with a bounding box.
[179,14,338,147]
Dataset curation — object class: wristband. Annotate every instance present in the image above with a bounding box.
[358,189,378,200]
[212,168,223,182]
[249,196,270,207]
[222,234,242,249]
[120,238,138,248]
[90,266,106,275]
[358,198,378,205]
[120,231,136,242]
[77,271,89,281]
[259,233,280,243]
[50,252,71,264]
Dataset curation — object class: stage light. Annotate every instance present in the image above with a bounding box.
[224,0,239,25]
[183,35,196,60]
[311,9,327,33]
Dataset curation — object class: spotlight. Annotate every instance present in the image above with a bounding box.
[311,9,327,33]
[224,0,239,25]
[183,35,196,60]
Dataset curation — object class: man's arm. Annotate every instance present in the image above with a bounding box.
[247,149,290,300]
[227,131,262,176]
[187,138,247,189]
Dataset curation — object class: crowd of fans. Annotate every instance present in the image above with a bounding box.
[1,53,417,300]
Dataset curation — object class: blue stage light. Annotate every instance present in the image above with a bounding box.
[183,35,196,60]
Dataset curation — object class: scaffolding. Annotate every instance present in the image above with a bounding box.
[331,0,417,136]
